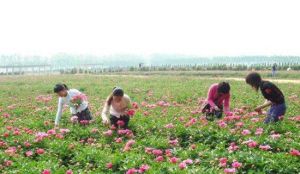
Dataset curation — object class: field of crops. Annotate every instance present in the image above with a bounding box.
[0,75,299,174]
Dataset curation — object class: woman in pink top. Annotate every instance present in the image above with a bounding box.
[202,82,231,120]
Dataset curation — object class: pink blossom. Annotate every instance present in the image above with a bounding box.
[138,164,150,173]
[115,137,123,143]
[228,142,239,152]
[183,159,193,165]
[251,118,260,122]
[169,139,178,146]
[132,102,139,109]
[155,156,164,162]
[259,145,271,151]
[242,140,258,148]
[179,162,187,170]
[290,149,300,156]
[190,144,196,150]
[235,122,244,127]
[127,109,136,116]
[4,160,13,167]
[164,123,175,129]
[218,121,227,128]
[152,149,163,156]
[36,148,45,155]
[169,157,179,164]
[70,116,78,123]
[42,169,51,174]
[106,162,113,169]
[47,129,56,135]
[123,140,135,152]
[59,129,70,134]
[231,161,242,168]
[25,150,33,157]
[117,120,125,127]
[219,157,227,167]
[255,128,264,135]
[224,168,236,173]
[241,129,251,136]
[126,168,138,174]
[103,130,113,136]
[270,133,281,139]
[66,170,73,174]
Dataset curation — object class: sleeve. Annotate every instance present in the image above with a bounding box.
[55,98,64,125]
[223,94,230,112]
[101,97,110,122]
[207,85,217,108]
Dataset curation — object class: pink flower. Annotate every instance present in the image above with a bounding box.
[169,157,179,163]
[152,149,163,156]
[224,168,236,173]
[169,139,178,146]
[47,129,56,135]
[155,156,164,162]
[132,102,139,109]
[228,142,239,153]
[106,162,113,169]
[42,169,51,174]
[242,140,258,148]
[66,170,73,174]
[251,118,260,122]
[117,120,125,127]
[231,161,242,168]
[36,148,45,155]
[164,123,175,129]
[255,128,264,135]
[235,122,244,127]
[25,150,33,157]
[103,130,113,136]
[183,159,193,165]
[241,129,251,136]
[127,109,136,116]
[290,149,300,156]
[91,128,99,133]
[219,157,227,167]
[218,121,227,128]
[123,140,135,152]
[126,168,138,174]
[115,137,123,143]
[138,164,150,173]
[259,145,271,151]
[179,162,187,170]
[190,144,196,150]
[4,160,13,167]
[70,116,78,123]
[59,129,70,134]
[270,133,281,139]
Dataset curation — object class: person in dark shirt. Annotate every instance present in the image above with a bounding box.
[245,72,286,123]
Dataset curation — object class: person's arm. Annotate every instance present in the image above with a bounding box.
[207,85,218,109]
[223,94,230,112]
[101,98,110,124]
[125,95,132,110]
[255,100,272,113]
[54,98,63,127]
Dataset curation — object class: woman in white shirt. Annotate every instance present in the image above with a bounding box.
[101,87,131,129]
[54,83,92,127]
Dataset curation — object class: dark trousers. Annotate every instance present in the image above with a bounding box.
[110,115,130,129]
[75,107,93,121]
[202,102,223,121]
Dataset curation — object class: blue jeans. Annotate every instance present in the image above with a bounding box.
[264,103,286,123]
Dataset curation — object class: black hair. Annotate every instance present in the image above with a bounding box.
[245,72,262,90]
[54,83,68,93]
[107,87,124,105]
[217,82,230,94]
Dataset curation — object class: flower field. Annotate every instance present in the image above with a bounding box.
[0,75,299,174]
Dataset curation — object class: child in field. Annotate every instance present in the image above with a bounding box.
[202,82,231,120]
[245,72,286,123]
[54,84,92,128]
[101,87,132,129]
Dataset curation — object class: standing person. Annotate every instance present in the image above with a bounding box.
[201,82,231,121]
[54,84,92,128]
[272,63,277,77]
[245,72,286,123]
[101,87,132,129]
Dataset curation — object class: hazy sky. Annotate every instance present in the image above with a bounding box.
[0,0,299,56]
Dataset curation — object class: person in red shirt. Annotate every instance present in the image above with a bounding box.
[202,82,231,121]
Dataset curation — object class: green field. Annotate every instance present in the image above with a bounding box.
[0,75,299,174]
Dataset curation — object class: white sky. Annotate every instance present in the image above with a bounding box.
[0,0,299,56]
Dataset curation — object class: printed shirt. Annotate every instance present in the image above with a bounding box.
[259,81,285,104]
[55,89,88,125]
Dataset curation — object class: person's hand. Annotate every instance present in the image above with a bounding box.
[254,107,262,113]
[102,118,110,125]
[214,106,220,111]
[54,124,59,130]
